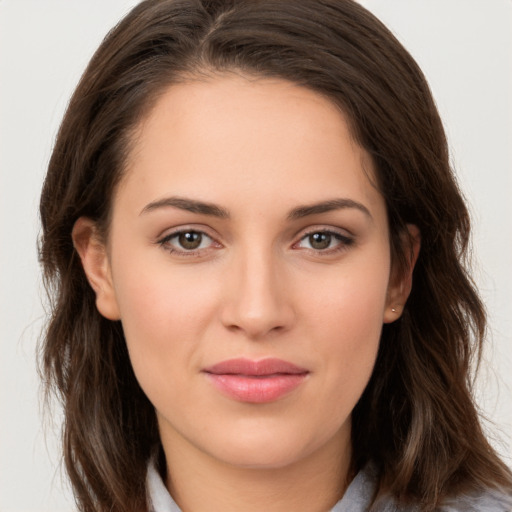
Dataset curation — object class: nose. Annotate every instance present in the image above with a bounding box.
[220,249,295,340]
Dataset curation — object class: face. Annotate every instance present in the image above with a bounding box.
[75,74,410,472]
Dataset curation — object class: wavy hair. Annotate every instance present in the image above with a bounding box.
[39,1,512,510]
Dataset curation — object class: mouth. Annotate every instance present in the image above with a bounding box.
[202,358,309,403]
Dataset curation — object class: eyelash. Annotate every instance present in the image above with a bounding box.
[157,229,218,256]
[156,228,354,257]
[293,229,354,255]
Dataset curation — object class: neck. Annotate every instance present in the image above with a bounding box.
[160,425,353,512]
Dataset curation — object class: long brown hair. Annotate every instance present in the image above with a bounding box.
[39,1,512,511]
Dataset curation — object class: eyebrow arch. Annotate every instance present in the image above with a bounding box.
[140,196,230,218]
[287,198,372,221]
[140,196,371,221]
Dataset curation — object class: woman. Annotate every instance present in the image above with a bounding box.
[39,0,512,511]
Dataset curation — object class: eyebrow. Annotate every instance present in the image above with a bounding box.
[140,196,372,221]
[140,196,230,218]
[287,198,372,221]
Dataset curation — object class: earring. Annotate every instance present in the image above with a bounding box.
[391,307,397,313]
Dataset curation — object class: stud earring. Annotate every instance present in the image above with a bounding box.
[391,307,397,313]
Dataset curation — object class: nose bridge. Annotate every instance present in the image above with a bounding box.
[221,241,293,338]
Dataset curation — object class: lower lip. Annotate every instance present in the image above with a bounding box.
[205,373,308,403]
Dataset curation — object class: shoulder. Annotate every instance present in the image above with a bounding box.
[353,464,512,512]
[437,487,512,512]
[373,488,512,512]
[388,487,512,512]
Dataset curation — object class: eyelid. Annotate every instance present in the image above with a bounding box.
[155,224,354,256]
[292,226,355,253]
[156,225,222,255]
[294,224,354,241]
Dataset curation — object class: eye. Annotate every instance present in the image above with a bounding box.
[295,230,353,253]
[158,229,216,253]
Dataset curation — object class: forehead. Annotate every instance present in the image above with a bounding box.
[118,74,383,221]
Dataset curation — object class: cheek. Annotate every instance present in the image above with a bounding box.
[305,259,389,343]
[112,239,218,326]
[109,250,220,387]
[300,258,389,402]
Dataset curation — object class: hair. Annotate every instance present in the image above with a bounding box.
[39,1,512,511]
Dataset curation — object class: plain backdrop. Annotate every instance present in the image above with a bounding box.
[1,1,511,511]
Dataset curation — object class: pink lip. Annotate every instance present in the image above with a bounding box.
[203,358,309,403]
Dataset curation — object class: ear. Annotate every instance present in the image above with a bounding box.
[72,217,121,321]
[383,224,420,324]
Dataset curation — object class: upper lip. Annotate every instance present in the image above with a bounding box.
[203,358,309,376]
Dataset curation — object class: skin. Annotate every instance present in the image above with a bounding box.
[73,74,418,512]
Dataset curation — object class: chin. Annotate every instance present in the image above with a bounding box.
[215,442,308,470]
[203,423,338,471]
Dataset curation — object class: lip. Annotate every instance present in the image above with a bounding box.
[203,358,309,403]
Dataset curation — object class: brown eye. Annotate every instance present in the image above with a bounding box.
[294,230,354,253]
[178,231,203,250]
[308,232,332,250]
[158,229,215,254]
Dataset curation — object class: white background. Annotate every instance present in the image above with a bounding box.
[0,1,510,510]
